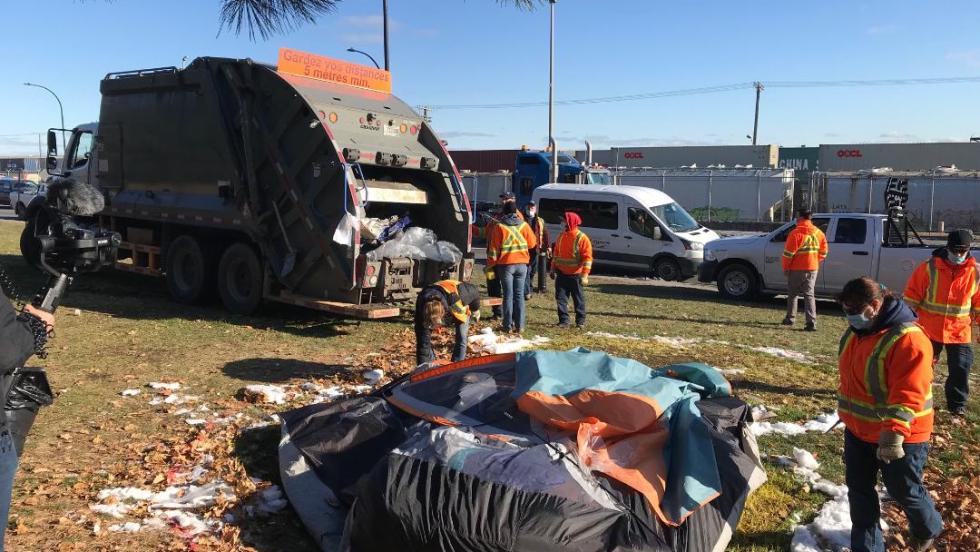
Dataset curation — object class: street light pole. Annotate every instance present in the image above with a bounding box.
[346,48,381,69]
[548,0,558,183]
[382,0,390,71]
[751,81,764,146]
[24,82,66,145]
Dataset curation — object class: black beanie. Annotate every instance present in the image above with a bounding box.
[947,229,972,249]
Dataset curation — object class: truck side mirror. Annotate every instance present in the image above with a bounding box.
[46,130,59,171]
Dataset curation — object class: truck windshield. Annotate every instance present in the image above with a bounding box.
[586,172,611,185]
[649,202,700,233]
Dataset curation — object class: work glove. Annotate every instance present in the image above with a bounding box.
[877,430,905,463]
[581,275,589,285]
[485,266,496,281]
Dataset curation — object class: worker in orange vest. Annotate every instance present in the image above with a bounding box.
[903,229,979,422]
[550,212,593,329]
[486,199,537,333]
[781,208,829,331]
[481,192,525,319]
[837,277,943,552]
[414,279,481,366]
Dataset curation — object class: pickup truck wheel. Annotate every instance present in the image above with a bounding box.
[717,264,758,300]
[165,235,213,304]
[653,257,682,281]
[217,243,263,315]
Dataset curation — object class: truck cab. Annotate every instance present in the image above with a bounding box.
[513,151,585,207]
[46,123,99,189]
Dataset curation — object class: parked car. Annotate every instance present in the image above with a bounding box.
[532,184,719,281]
[0,178,13,206]
[10,182,47,219]
[698,213,949,300]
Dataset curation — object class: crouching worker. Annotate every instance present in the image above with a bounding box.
[415,279,481,366]
[837,277,943,552]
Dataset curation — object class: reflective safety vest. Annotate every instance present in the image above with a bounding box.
[904,256,980,344]
[434,280,470,324]
[782,219,828,271]
[551,229,593,275]
[487,221,536,267]
[837,321,934,444]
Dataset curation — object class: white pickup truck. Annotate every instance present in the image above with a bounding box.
[698,213,944,300]
[10,182,47,220]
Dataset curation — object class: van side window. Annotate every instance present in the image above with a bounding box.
[833,218,867,244]
[537,198,618,229]
[770,217,830,242]
[628,207,661,239]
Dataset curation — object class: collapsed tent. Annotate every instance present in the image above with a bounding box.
[279,349,767,551]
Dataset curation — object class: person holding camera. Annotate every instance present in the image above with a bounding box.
[0,288,54,549]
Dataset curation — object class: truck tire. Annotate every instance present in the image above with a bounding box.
[217,243,263,315]
[717,263,758,301]
[653,256,682,281]
[20,218,40,268]
[165,235,213,304]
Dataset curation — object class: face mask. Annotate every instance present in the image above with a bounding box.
[846,312,873,330]
[949,252,968,265]
[528,209,536,218]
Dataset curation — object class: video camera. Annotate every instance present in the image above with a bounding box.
[20,179,121,313]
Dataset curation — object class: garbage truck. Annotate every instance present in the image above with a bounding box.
[35,49,474,318]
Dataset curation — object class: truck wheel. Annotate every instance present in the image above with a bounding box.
[653,257,682,281]
[165,235,213,304]
[20,217,41,269]
[217,243,263,315]
[717,264,758,301]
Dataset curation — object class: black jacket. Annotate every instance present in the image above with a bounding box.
[0,296,39,432]
[419,282,481,321]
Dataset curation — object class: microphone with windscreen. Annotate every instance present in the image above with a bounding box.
[45,179,106,216]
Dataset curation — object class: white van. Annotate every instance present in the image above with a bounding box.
[532,184,719,280]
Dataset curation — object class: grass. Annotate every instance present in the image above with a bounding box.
[0,218,976,550]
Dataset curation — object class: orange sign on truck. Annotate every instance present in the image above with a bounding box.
[277,47,392,93]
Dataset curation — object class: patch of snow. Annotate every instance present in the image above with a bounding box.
[590,330,817,364]
[793,448,820,470]
[584,331,641,341]
[256,485,288,514]
[108,521,142,533]
[155,510,212,536]
[747,345,811,363]
[149,481,235,510]
[362,369,384,384]
[97,487,155,502]
[147,382,181,391]
[243,384,288,404]
[351,385,373,394]
[749,411,840,437]
[185,418,207,426]
[89,503,134,519]
[120,389,141,397]
[790,524,823,552]
[718,368,746,376]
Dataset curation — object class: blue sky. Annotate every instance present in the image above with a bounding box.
[2,0,979,155]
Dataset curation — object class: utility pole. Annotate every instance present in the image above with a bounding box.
[382,0,390,71]
[751,81,764,146]
[548,0,558,183]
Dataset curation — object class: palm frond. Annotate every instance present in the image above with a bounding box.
[219,0,340,41]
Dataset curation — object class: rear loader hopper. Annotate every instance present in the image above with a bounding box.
[86,51,474,318]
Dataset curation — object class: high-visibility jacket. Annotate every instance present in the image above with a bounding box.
[904,254,980,344]
[472,210,524,241]
[487,220,537,267]
[838,321,934,444]
[550,229,593,275]
[432,280,479,324]
[782,219,828,271]
[528,216,550,253]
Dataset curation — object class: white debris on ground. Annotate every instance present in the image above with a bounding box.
[751,404,777,421]
[469,327,551,355]
[90,478,240,537]
[749,411,840,437]
[242,384,289,405]
[362,369,384,385]
[120,389,141,397]
[148,382,181,391]
[583,331,818,364]
[718,368,746,376]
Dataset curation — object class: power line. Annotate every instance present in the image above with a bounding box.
[427,76,980,110]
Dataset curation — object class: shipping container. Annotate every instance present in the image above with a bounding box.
[815,170,980,232]
[576,145,778,170]
[612,168,796,223]
[818,142,980,172]
[448,149,519,172]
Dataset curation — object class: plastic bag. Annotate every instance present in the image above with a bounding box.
[365,226,462,264]
[4,367,54,456]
